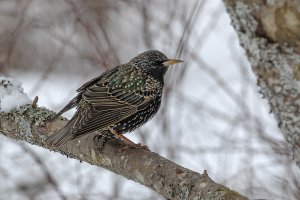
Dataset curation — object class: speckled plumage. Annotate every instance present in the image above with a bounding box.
[45,50,183,147]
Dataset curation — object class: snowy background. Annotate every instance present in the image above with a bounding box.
[0,0,299,199]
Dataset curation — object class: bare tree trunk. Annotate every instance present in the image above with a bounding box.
[0,93,247,199]
[223,0,300,167]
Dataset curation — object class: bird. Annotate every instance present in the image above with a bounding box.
[45,50,183,149]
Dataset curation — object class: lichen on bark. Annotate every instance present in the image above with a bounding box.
[223,0,300,166]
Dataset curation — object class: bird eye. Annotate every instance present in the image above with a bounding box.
[154,61,164,66]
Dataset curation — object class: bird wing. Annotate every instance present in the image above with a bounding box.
[50,67,121,121]
[46,64,162,146]
[69,69,158,137]
[76,66,119,93]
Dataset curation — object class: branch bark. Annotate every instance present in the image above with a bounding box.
[223,0,300,167]
[0,104,247,199]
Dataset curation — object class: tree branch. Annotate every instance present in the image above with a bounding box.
[0,104,247,200]
[223,0,300,167]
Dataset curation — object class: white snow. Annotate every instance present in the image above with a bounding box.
[0,76,31,112]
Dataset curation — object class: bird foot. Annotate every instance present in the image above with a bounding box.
[118,143,150,152]
[108,128,150,152]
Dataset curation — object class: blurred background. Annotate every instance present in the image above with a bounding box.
[0,0,299,199]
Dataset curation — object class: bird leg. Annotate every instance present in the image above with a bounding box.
[109,128,149,151]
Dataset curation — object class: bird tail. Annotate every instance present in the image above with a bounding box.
[45,121,75,147]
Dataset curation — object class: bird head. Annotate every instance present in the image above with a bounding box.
[129,50,183,80]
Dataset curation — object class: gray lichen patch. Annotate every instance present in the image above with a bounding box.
[0,104,56,142]
[15,115,32,138]
[12,105,55,126]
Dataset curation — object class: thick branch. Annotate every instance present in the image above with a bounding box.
[0,105,247,200]
[223,0,300,167]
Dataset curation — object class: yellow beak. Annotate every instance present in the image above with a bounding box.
[163,59,184,66]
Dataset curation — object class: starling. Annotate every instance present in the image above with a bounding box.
[45,50,183,148]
